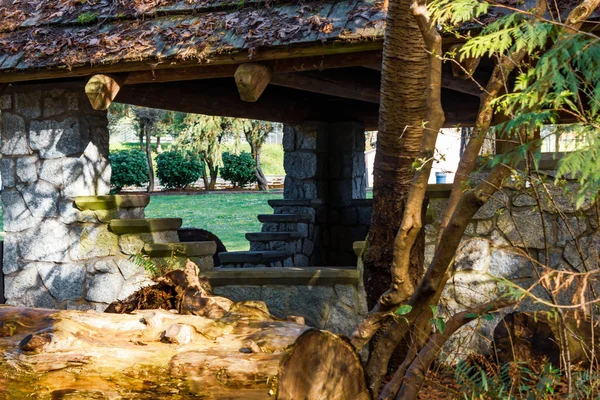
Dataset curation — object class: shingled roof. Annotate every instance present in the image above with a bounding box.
[0,0,386,81]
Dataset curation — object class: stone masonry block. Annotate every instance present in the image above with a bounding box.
[86,272,124,304]
[17,180,59,218]
[16,155,39,183]
[4,264,40,300]
[0,158,15,187]
[1,113,30,156]
[284,152,317,179]
[71,224,119,261]
[14,91,41,119]
[1,189,38,232]
[20,219,74,263]
[38,159,64,187]
[30,118,86,159]
[0,94,11,110]
[37,262,85,301]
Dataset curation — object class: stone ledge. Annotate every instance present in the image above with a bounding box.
[109,218,182,234]
[268,199,324,208]
[143,241,216,257]
[75,195,150,211]
[219,250,292,264]
[257,214,313,223]
[245,232,306,242]
[206,267,360,286]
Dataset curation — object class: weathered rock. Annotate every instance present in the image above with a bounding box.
[86,272,124,304]
[38,159,63,187]
[284,152,317,179]
[0,94,11,110]
[473,192,507,219]
[89,260,119,274]
[335,284,357,309]
[0,158,15,187]
[1,113,29,156]
[0,190,37,232]
[454,238,491,273]
[476,220,494,235]
[448,272,498,308]
[61,143,111,198]
[16,155,38,183]
[117,273,154,301]
[37,263,85,301]
[325,303,360,336]
[70,225,119,261]
[23,286,57,309]
[20,220,73,263]
[2,235,20,275]
[261,285,289,317]
[213,286,261,302]
[557,216,587,247]
[29,118,85,159]
[17,181,59,218]
[4,266,40,300]
[488,248,534,279]
[14,91,41,119]
[497,210,555,249]
[513,194,537,207]
[116,257,145,280]
[564,233,599,271]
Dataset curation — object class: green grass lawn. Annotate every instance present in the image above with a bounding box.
[144,192,283,251]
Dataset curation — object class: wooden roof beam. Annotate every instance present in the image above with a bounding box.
[270,71,380,104]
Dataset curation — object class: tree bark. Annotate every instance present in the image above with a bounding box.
[253,144,269,191]
[145,123,155,193]
[363,0,428,309]
[0,263,369,399]
[156,135,163,154]
[207,163,218,191]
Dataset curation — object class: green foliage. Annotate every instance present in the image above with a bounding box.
[156,150,204,190]
[109,149,149,192]
[220,151,256,187]
[77,12,98,24]
[395,304,412,315]
[455,360,560,400]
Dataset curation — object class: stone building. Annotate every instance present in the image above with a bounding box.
[0,1,596,345]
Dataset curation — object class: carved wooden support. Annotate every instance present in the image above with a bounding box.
[85,73,128,110]
[234,63,272,102]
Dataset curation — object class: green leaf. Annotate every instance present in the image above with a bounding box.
[429,305,438,317]
[436,318,446,334]
[465,313,478,318]
[482,314,494,321]
[395,305,413,315]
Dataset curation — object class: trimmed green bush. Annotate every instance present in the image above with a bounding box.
[109,149,149,192]
[221,151,256,188]
[156,150,204,190]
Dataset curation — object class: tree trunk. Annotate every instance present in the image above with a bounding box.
[208,163,218,191]
[145,124,155,193]
[0,306,368,399]
[201,165,210,191]
[0,262,369,399]
[363,0,428,309]
[156,135,163,154]
[254,145,268,191]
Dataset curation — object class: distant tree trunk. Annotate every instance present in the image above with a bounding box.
[139,129,144,149]
[156,135,163,154]
[206,163,218,191]
[201,166,209,191]
[363,0,428,309]
[145,124,155,193]
[252,143,268,191]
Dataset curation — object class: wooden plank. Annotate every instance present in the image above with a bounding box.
[205,267,360,286]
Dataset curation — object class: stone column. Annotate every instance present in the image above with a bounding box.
[0,84,112,308]
[282,122,328,201]
[282,121,367,266]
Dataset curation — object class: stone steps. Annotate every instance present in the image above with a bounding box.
[268,199,323,208]
[143,241,217,257]
[75,194,150,211]
[219,250,293,268]
[245,232,306,242]
[109,218,183,235]
[257,213,313,223]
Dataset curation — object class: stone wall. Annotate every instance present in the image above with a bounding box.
[282,122,368,266]
[424,174,599,363]
[211,266,368,336]
[0,86,179,310]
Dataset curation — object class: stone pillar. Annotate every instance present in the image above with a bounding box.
[0,85,113,309]
[282,121,367,266]
[282,122,328,201]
